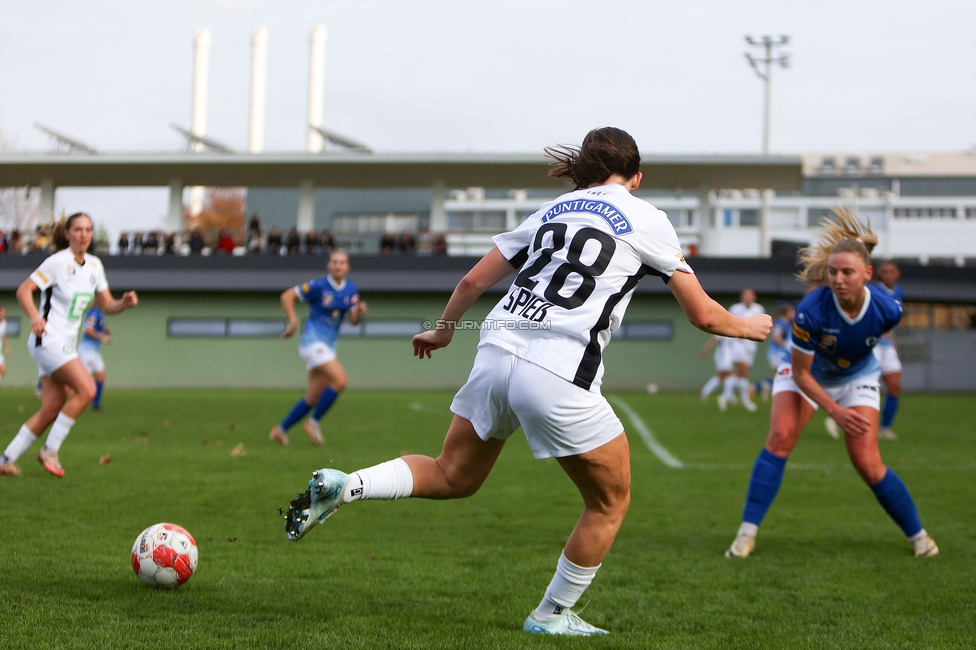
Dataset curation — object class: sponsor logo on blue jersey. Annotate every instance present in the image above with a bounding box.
[540,199,633,235]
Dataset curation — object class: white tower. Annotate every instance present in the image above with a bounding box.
[188,28,211,216]
[248,27,269,154]
[306,25,327,153]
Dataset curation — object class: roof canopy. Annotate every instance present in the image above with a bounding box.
[0,152,803,190]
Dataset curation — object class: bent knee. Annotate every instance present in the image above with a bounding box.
[331,378,347,393]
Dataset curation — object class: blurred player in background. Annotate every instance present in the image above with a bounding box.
[78,305,110,411]
[270,250,368,447]
[0,306,11,383]
[719,288,765,412]
[757,301,795,400]
[0,213,138,477]
[698,335,734,407]
[726,209,938,559]
[874,260,904,440]
[283,128,772,636]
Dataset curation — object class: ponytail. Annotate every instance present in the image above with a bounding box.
[797,207,878,285]
[545,127,640,190]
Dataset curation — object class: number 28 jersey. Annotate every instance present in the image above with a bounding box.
[29,249,109,345]
[484,183,693,391]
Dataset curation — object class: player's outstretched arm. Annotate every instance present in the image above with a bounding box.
[280,288,300,338]
[791,349,872,436]
[668,271,772,341]
[97,289,138,315]
[412,247,515,359]
[698,336,718,358]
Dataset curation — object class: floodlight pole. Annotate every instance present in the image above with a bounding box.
[744,35,790,154]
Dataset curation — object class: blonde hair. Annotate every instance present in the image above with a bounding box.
[797,207,878,286]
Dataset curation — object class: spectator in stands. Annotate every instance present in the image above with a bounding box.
[247,213,262,242]
[189,230,206,255]
[216,230,235,254]
[132,231,144,255]
[35,226,51,253]
[9,230,22,254]
[433,233,448,256]
[118,232,130,255]
[397,231,416,255]
[319,231,335,255]
[286,228,301,255]
[304,230,320,255]
[163,232,176,255]
[247,230,264,255]
[380,232,396,256]
[416,228,432,256]
[0,230,8,254]
[143,231,159,255]
[267,227,283,255]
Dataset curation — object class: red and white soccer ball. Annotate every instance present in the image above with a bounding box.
[131,523,198,589]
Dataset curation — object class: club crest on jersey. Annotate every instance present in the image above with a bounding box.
[67,265,77,277]
[818,334,837,353]
[865,336,878,348]
[322,294,333,307]
[540,199,633,235]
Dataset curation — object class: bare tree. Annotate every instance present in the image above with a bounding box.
[0,130,39,233]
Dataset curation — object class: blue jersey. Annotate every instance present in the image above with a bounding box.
[791,285,902,386]
[296,276,360,349]
[768,317,792,365]
[78,306,106,352]
[874,283,904,347]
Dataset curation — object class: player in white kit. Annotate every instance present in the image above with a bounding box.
[698,336,734,407]
[717,288,765,412]
[282,128,772,635]
[0,213,138,477]
[0,306,11,382]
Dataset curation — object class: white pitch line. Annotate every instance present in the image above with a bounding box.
[609,395,684,469]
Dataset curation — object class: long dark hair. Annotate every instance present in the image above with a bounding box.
[52,212,92,251]
[545,127,641,190]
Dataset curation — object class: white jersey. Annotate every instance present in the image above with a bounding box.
[729,301,765,321]
[484,183,693,391]
[0,319,6,339]
[29,249,108,345]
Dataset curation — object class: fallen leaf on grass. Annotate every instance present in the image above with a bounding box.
[98,454,112,465]
[230,443,247,457]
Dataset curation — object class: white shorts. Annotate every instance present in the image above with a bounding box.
[28,335,79,378]
[451,343,624,459]
[714,341,733,373]
[772,363,882,411]
[299,342,337,370]
[79,348,105,374]
[731,339,758,366]
[873,344,902,376]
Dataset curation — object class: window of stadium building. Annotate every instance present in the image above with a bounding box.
[902,303,976,330]
[967,208,976,219]
[738,209,760,227]
[331,214,423,234]
[894,207,958,218]
[665,209,695,229]
[447,211,506,231]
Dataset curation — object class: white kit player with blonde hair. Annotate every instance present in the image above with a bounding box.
[281,127,772,636]
[0,213,138,478]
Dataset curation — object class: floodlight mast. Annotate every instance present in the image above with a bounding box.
[744,35,790,154]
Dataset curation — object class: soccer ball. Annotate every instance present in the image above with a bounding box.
[131,523,198,589]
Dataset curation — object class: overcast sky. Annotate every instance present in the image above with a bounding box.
[1,0,974,238]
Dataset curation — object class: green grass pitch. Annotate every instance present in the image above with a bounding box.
[0,389,974,649]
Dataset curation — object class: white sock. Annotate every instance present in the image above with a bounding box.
[342,458,413,503]
[738,377,752,403]
[43,413,76,452]
[737,522,759,538]
[701,376,721,397]
[721,376,737,401]
[909,529,928,543]
[533,552,601,619]
[2,424,39,463]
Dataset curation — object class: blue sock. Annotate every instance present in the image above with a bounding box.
[742,448,788,525]
[279,398,313,431]
[881,395,899,429]
[870,468,923,537]
[311,387,339,421]
[92,381,104,409]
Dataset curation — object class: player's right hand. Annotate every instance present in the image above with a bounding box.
[743,314,773,342]
[281,321,297,338]
[833,406,872,437]
[31,316,46,337]
[412,328,453,359]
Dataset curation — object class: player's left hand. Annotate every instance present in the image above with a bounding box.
[122,291,139,308]
[355,300,369,317]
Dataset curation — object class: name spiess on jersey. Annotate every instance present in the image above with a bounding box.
[502,287,553,323]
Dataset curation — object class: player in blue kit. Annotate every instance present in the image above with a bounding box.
[726,209,938,558]
[77,305,110,411]
[873,260,904,440]
[756,301,794,400]
[270,250,368,446]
